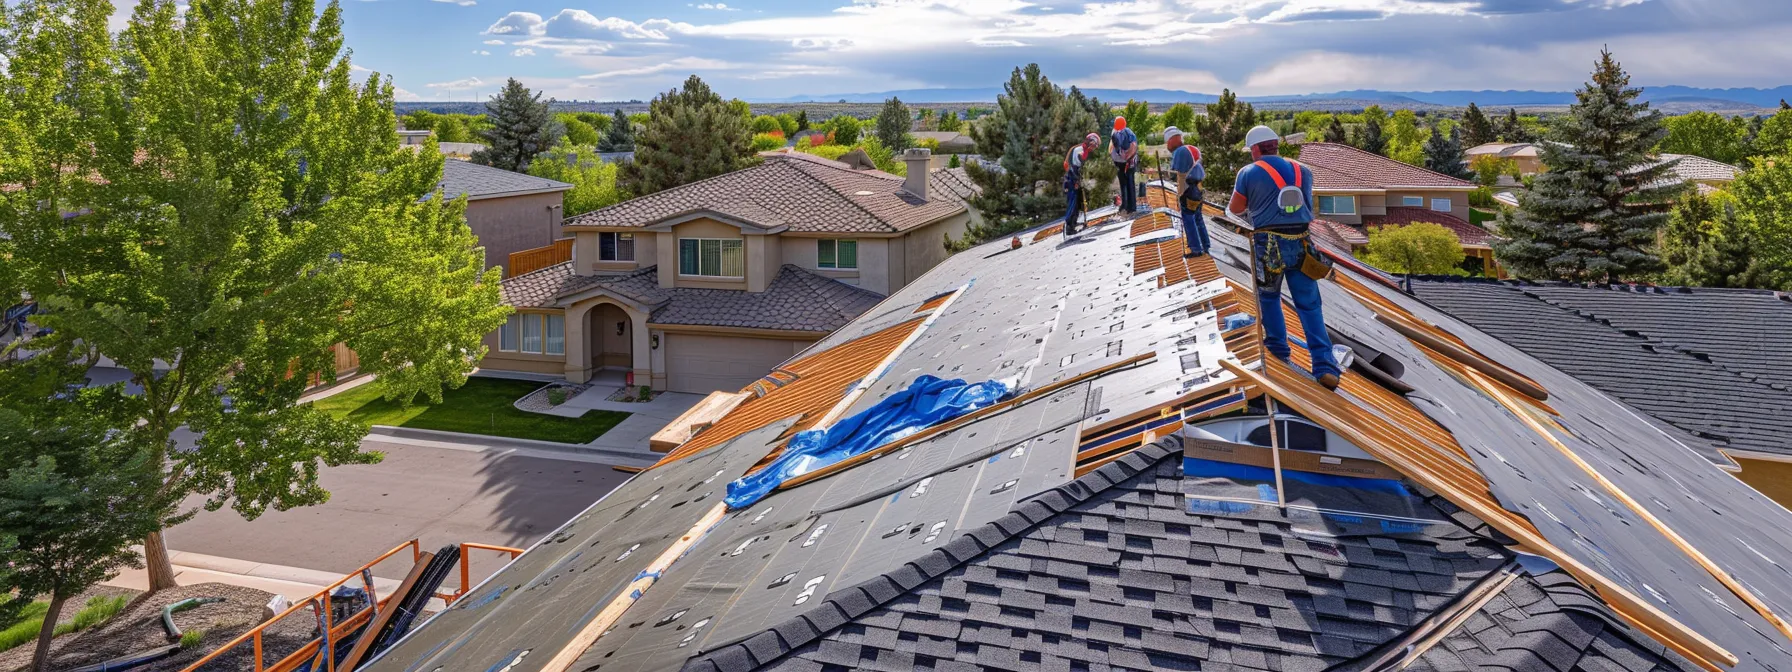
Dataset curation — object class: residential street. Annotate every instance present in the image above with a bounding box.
[163,438,633,587]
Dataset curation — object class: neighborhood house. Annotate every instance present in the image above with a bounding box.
[1291,143,1497,274]
[436,159,574,274]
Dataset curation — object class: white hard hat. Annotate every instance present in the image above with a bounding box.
[1244,125,1280,149]
[1162,126,1184,140]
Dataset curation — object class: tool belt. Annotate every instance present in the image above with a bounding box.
[1255,230,1333,284]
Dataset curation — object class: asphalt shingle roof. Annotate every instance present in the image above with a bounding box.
[1299,143,1477,190]
[1409,571,1697,672]
[437,159,572,199]
[1412,279,1792,458]
[564,153,967,234]
[498,262,883,333]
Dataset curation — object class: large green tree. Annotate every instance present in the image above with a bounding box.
[1461,103,1495,146]
[1423,126,1472,180]
[1362,223,1466,288]
[1662,193,1773,289]
[959,64,1097,247]
[1192,89,1254,194]
[619,75,753,196]
[471,78,560,173]
[1749,109,1792,158]
[1725,140,1792,289]
[1161,103,1197,136]
[0,0,508,590]
[875,96,912,151]
[1496,108,1534,143]
[1385,109,1425,165]
[558,113,599,146]
[597,108,635,152]
[1659,111,1748,165]
[1494,49,1680,282]
[1120,99,1155,135]
[529,142,623,216]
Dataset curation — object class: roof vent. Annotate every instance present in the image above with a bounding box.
[854,190,874,196]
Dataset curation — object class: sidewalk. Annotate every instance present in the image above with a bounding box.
[105,548,405,603]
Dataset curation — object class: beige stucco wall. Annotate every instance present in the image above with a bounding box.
[478,308,568,375]
[899,212,970,289]
[572,230,658,275]
[782,236,864,290]
[1385,190,1471,217]
[658,218,750,290]
[466,192,564,274]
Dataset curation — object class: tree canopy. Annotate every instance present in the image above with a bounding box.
[619,75,754,196]
[1659,111,1749,165]
[1461,103,1495,146]
[529,142,624,216]
[472,78,560,172]
[875,97,912,151]
[1193,89,1255,194]
[0,0,508,591]
[597,108,635,152]
[1362,223,1466,279]
[958,64,1099,247]
[1423,126,1472,180]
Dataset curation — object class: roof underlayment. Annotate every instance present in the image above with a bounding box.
[362,186,1792,672]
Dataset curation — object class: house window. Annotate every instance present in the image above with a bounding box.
[521,314,543,354]
[1431,198,1452,213]
[599,232,635,262]
[1318,196,1356,216]
[818,239,858,270]
[678,238,745,277]
[500,315,519,352]
[1401,196,1423,207]
[545,314,565,356]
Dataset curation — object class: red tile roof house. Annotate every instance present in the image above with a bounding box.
[478,148,981,394]
[1295,142,1501,276]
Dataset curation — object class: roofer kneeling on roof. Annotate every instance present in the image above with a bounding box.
[1063,132,1099,238]
[1164,126,1208,259]
[1228,125,1345,391]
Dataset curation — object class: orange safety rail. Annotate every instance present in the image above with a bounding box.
[652,316,927,466]
[445,543,526,605]
[181,540,423,672]
[508,238,574,277]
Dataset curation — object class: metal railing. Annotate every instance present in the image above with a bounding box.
[176,539,525,672]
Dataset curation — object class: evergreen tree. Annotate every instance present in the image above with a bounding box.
[619,75,753,196]
[1727,134,1792,289]
[1423,126,1472,180]
[875,96,912,151]
[1193,89,1255,194]
[1496,108,1534,142]
[1494,49,1680,282]
[1067,88,1115,207]
[795,109,810,132]
[1325,115,1349,144]
[597,108,635,152]
[471,78,560,172]
[1782,99,1790,111]
[937,110,962,132]
[959,64,1094,247]
[0,0,505,591]
[1461,103,1495,146]
[1664,199,1772,289]
[947,154,961,168]
[1358,115,1386,154]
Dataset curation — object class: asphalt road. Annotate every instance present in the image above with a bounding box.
[165,439,633,586]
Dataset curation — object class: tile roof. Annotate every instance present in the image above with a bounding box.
[436,159,571,200]
[1299,143,1477,190]
[1367,207,1495,247]
[926,167,979,207]
[1311,217,1370,249]
[1465,142,1542,159]
[1655,154,1740,184]
[368,184,1792,672]
[563,153,967,234]
[1412,279,1792,458]
[498,262,882,333]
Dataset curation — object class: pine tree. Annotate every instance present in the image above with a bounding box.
[472,78,560,172]
[875,96,912,151]
[795,109,811,132]
[619,75,753,196]
[1423,126,1472,180]
[1497,108,1534,143]
[1325,115,1349,144]
[1359,115,1386,154]
[597,108,634,152]
[1494,49,1680,282]
[1781,99,1790,111]
[1193,89,1255,194]
[959,64,1091,247]
[1461,103,1495,146]
[937,110,961,133]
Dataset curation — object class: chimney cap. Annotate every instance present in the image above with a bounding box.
[903,147,933,159]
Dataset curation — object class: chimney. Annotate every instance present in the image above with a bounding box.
[902,147,932,201]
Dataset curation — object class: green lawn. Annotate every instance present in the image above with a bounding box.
[1470,207,1497,228]
[311,377,629,444]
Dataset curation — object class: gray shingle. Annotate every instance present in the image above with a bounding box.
[438,159,571,200]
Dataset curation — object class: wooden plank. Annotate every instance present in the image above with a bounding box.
[650,391,751,453]
[1465,367,1792,648]
[777,352,1158,491]
[339,552,435,672]
[1219,359,1737,670]
[812,285,965,430]
[540,503,729,672]
[1375,314,1549,402]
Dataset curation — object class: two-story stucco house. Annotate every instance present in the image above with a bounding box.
[1291,143,1497,274]
[437,160,573,275]
[477,148,978,394]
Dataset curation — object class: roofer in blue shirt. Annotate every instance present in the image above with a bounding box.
[1109,117,1139,215]
[1062,132,1099,238]
[1163,126,1208,258]
[1227,125,1344,391]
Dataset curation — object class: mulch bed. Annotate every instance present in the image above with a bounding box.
[5,583,320,672]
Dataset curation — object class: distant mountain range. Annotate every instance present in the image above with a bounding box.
[750,85,1792,110]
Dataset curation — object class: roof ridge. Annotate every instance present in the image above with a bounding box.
[776,156,896,233]
[1303,142,1475,187]
[685,439,1185,672]
[566,157,780,226]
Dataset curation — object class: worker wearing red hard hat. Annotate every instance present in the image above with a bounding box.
[1227,125,1344,391]
[1062,132,1099,238]
[1163,126,1207,258]
[1109,117,1139,215]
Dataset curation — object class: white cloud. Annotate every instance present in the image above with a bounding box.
[431,0,475,6]
[485,11,545,35]
[426,76,485,93]
[694,2,737,9]
[483,39,505,45]
[1083,65,1228,93]
[393,87,422,102]
[513,48,537,57]
[472,49,492,55]
[577,57,734,80]
[543,11,691,40]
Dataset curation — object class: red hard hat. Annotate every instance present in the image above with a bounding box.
[1113,117,1127,132]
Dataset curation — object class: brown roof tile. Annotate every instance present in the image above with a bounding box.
[1298,143,1476,190]
[498,262,882,333]
[1366,207,1495,247]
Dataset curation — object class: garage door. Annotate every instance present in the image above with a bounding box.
[666,334,806,394]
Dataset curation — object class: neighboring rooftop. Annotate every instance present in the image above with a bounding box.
[1372,206,1495,247]
[436,159,572,200]
[1411,278,1792,460]
[563,152,968,235]
[366,188,1792,672]
[1298,143,1478,190]
[1654,153,1741,185]
[500,262,884,333]
[1465,142,1543,159]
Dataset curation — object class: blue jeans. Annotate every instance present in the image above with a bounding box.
[1180,203,1209,255]
[1253,232,1342,379]
[1116,162,1137,212]
[1064,188,1082,234]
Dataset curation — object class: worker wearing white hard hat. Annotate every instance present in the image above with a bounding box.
[1061,132,1101,238]
[1226,124,1345,391]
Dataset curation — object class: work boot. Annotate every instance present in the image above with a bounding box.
[1317,372,1342,391]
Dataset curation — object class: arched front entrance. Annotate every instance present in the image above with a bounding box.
[587,303,633,384]
[563,297,653,387]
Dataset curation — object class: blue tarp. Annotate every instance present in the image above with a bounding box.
[724,375,1010,509]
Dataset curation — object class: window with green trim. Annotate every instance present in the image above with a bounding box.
[677,238,745,277]
[817,239,858,270]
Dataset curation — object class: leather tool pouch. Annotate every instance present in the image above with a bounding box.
[1298,238,1333,280]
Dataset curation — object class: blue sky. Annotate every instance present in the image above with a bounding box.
[287,0,1792,102]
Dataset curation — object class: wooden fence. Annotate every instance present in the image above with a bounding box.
[509,238,574,277]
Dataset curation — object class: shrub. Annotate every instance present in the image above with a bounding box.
[751,133,787,152]
[546,387,568,406]
[826,116,862,146]
[751,114,783,134]
[180,629,206,650]
[0,595,127,653]
[1469,186,1497,209]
